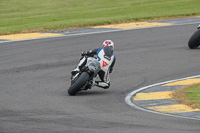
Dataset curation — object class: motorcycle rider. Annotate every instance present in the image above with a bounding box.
[71,40,116,89]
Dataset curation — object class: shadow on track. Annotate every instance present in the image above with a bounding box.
[67,89,111,96]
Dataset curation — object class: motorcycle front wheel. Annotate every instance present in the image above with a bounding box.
[68,72,90,96]
[188,28,200,49]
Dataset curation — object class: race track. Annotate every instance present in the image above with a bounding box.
[0,23,200,133]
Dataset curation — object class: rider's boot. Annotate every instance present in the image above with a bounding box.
[94,81,110,89]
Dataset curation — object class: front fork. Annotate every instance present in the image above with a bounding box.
[82,74,97,90]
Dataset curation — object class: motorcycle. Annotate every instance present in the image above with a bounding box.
[188,24,200,49]
[68,56,101,96]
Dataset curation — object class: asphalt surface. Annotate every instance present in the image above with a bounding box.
[0,23,200,133]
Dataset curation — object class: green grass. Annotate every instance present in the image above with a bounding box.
[186,85,200,103]
[172,84,200,109]
[1,0,200,34]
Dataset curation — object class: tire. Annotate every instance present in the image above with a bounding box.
[188,29,200,49]
[68,72,90,96]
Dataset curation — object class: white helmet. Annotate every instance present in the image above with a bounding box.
[102,40,114,50]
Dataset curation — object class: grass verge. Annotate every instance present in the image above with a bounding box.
[172,83,200,109]
[1,0,200,35]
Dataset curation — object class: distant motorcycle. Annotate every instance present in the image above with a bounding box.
[188,24,200,49]
[68,56,100,96]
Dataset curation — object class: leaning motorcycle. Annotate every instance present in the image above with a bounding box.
[68,56,101,96]
[188,24,200,49]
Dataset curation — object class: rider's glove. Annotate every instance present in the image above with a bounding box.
[81,51,87,56]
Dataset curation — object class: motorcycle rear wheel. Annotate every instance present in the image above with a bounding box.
[188,28,200,49]
[68,72,89,96]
